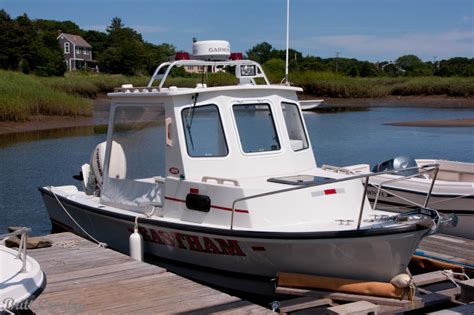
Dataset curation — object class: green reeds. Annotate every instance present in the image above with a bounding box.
[0,70,92,121]
[289,71,474,98]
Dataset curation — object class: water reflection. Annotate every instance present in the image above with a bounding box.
[0,125,108,148]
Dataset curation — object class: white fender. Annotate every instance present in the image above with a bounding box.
[129,227,143,261]
[390,273,412,288]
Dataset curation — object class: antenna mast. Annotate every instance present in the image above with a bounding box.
[285,0,290,85]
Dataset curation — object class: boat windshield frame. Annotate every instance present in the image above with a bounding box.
[147,59,270,89]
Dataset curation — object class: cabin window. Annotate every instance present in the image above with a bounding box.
[233,104,280,153]
[64,42,70,54]
[281,102,309,151]
[181,105,228,157]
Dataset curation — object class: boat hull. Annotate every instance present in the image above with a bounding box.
[41,187,428,292]
[367,184,474,239]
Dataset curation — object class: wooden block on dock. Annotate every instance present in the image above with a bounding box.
[326,301,379,315]
[459,278,474,303]
[412,271,448,286]
[277,297,333,313]
[275,286,422,310]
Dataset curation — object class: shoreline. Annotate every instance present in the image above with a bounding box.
[321,95,474,108]
[1,95,473,135]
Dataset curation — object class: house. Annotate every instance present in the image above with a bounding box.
[57,33,98,72]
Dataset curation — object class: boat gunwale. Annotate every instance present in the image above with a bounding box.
[40,187,430,240]
[368,183,474,200]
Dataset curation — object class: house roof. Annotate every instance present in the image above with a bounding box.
[57,33,92,48]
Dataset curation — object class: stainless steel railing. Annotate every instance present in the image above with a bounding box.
[372,166,439,210]
[0,227,30,272]
[229,164,439,230]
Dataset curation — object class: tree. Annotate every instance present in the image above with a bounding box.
[107,17,124,34]
[395,55,431,76]
[99,17,147,75]
[435,57,474,77]
[83,30,109,60]
[246,42,273,64]
[0,10,17,69]
[143,42,175,74]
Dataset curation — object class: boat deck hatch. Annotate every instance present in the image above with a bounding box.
[268,175,333,186]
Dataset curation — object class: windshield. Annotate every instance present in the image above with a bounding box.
[233,104,280,154]
[281,102,309,151]
[181,104,228,157]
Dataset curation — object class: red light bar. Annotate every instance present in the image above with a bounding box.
[230,52,243,60]
[175,52,190,60]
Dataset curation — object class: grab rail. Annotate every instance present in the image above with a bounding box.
[229,164,439,230]
[147,59,271,88]
[371,165,439,209]
[0,227,30,272]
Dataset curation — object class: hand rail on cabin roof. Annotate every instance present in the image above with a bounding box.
[229,164,440,230]
[147,59,271,89]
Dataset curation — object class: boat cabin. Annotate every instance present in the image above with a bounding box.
[92,41,369,231]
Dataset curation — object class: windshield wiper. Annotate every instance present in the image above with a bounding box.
[185,93,199,151]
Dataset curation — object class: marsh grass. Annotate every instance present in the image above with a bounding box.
[41,72,149,97]
[0,70,92,121]
[2,69,473,121]
[289,71,474,98]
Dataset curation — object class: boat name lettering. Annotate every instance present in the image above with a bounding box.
[130,227,246,256]
[366,188,388,198]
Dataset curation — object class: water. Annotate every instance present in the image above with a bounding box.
[306,107,474,167]
[1,107,473,235]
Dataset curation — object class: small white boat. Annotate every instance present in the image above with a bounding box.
[328,157,474,239]
[40,41,454,294]
[299,99,324,110]
[0,228,45,313]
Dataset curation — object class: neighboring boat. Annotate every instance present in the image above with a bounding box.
[40,41,454,295]
[0,228,45,313]
[327,157,473,239]
[299,99,324,111]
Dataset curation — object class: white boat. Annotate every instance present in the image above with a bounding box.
[0,228,45,313]
[299,99,324,110]
[40,41,453,294]
[327,157,474,239]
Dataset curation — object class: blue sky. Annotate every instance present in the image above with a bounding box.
[1,0,473,61]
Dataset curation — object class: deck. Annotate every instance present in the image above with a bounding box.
[28,232,272,314]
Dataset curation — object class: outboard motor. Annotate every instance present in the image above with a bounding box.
[372,156,419,176]
[82,141,127,195]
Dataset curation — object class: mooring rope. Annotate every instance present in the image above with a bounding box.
[50,187,107,248]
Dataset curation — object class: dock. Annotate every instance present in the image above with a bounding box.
[28,232,272,314]
[23,232,474,314]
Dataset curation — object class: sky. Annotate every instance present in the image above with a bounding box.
[1,0,473,62]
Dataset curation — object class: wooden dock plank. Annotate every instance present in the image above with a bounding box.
[28,232,273,314]
[418,234,474,265]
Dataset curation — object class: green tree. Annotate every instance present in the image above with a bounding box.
[246,42,273,64]
[0,10,17,69]
[99,17,147,75]
[395,55,431,76]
